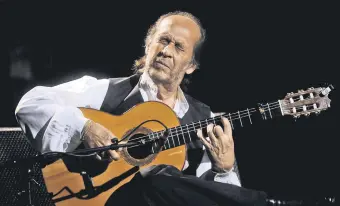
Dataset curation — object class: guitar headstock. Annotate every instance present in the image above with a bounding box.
[279,84,334,118]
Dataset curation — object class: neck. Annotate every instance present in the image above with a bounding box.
[155,83,178,108]
[144,69,180,107]
[156,83,178,100]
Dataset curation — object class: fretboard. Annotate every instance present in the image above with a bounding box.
[147,100,283,152]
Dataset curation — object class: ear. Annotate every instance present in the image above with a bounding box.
[185,63,196,75]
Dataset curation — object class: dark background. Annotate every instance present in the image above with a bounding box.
[1,0,338,198]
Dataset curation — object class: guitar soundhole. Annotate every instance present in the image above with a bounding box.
[126,133,153,159]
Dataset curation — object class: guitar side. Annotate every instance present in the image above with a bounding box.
[41,101,186,206]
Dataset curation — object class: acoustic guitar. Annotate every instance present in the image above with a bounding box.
[42,85,333,205]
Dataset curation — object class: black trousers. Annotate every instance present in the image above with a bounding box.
[105,165,267,206]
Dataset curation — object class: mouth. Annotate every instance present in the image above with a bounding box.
[153,60,169,69]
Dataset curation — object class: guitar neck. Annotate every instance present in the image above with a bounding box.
[151,100,284,151]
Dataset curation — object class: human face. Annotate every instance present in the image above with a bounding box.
[145,15,200,86]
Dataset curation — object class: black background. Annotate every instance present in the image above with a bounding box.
[1,0,338,197]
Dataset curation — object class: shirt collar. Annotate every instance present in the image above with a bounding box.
[138,71,189,118]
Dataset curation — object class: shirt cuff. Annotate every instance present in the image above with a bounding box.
[41,107,89,153]
[213,168,241,186]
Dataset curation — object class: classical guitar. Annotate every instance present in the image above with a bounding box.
[42,85,334,206]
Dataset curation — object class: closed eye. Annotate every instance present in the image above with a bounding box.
[175,43,184,51]
[159,37,170,45]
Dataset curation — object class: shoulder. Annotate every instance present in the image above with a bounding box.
[108,74,141,86]
[52,75,109,90]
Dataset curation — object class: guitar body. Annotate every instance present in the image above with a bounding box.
[42,102,186,206]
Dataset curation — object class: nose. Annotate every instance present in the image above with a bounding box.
[159,44,174,58]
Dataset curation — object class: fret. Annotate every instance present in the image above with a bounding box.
[238,111,243,127]
[259,105,267,120]
[212,116,216,125]
[186,124,192,142]
[198,120,202,130]
[228,113,234,129]
[169,129,176,147]
[180,126,186,144]
[278,100,284,116]
[165,131,171,149]
[267,103,272,119]
[247,108,252,124]
[192,122,197,137]
[205,119,209,128]
[174,127,181,145]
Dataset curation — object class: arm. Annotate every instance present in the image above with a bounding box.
[197,112,242,186]
[15,76,109,153]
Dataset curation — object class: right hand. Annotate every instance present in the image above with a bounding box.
[82,120,120,161]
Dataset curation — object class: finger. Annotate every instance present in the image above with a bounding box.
[93,141,111,161]
[213,125,224,138]
[108,150,120,161]
[221,117,232,137]
[197,129,211,149]
[103,139,120,161]
[213,125,230,154]
[207,124,218,146]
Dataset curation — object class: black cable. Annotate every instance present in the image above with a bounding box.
[49,119,169,200]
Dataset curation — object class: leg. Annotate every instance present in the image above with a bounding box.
[105,165,267,206]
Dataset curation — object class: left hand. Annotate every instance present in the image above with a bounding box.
[197,117,235,172]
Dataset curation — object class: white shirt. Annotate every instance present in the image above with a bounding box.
[15,72,241,186]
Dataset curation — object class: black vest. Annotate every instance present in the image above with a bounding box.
[100,74,212,175]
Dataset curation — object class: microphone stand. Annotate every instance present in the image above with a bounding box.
[0,140,139,206]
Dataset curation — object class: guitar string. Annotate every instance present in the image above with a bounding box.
[123,103,314,146]
[127,103,306,145]
[116,94,322,150]
[116,92,318,145]
[124,102,272,143]
[124,103,318,150]
[127,94,313,144]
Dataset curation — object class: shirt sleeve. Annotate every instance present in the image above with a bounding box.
[197,112,242,186]
[15,75,110,153]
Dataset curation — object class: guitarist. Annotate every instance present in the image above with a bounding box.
[15,11,269,206]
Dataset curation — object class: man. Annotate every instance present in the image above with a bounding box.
[15,11,268,205]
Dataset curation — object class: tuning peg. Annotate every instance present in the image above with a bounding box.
[314,110,321,115]
[304,112,310,117]
[308,87,314,90]
[293,114,300,119]
[298,89,304,93]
